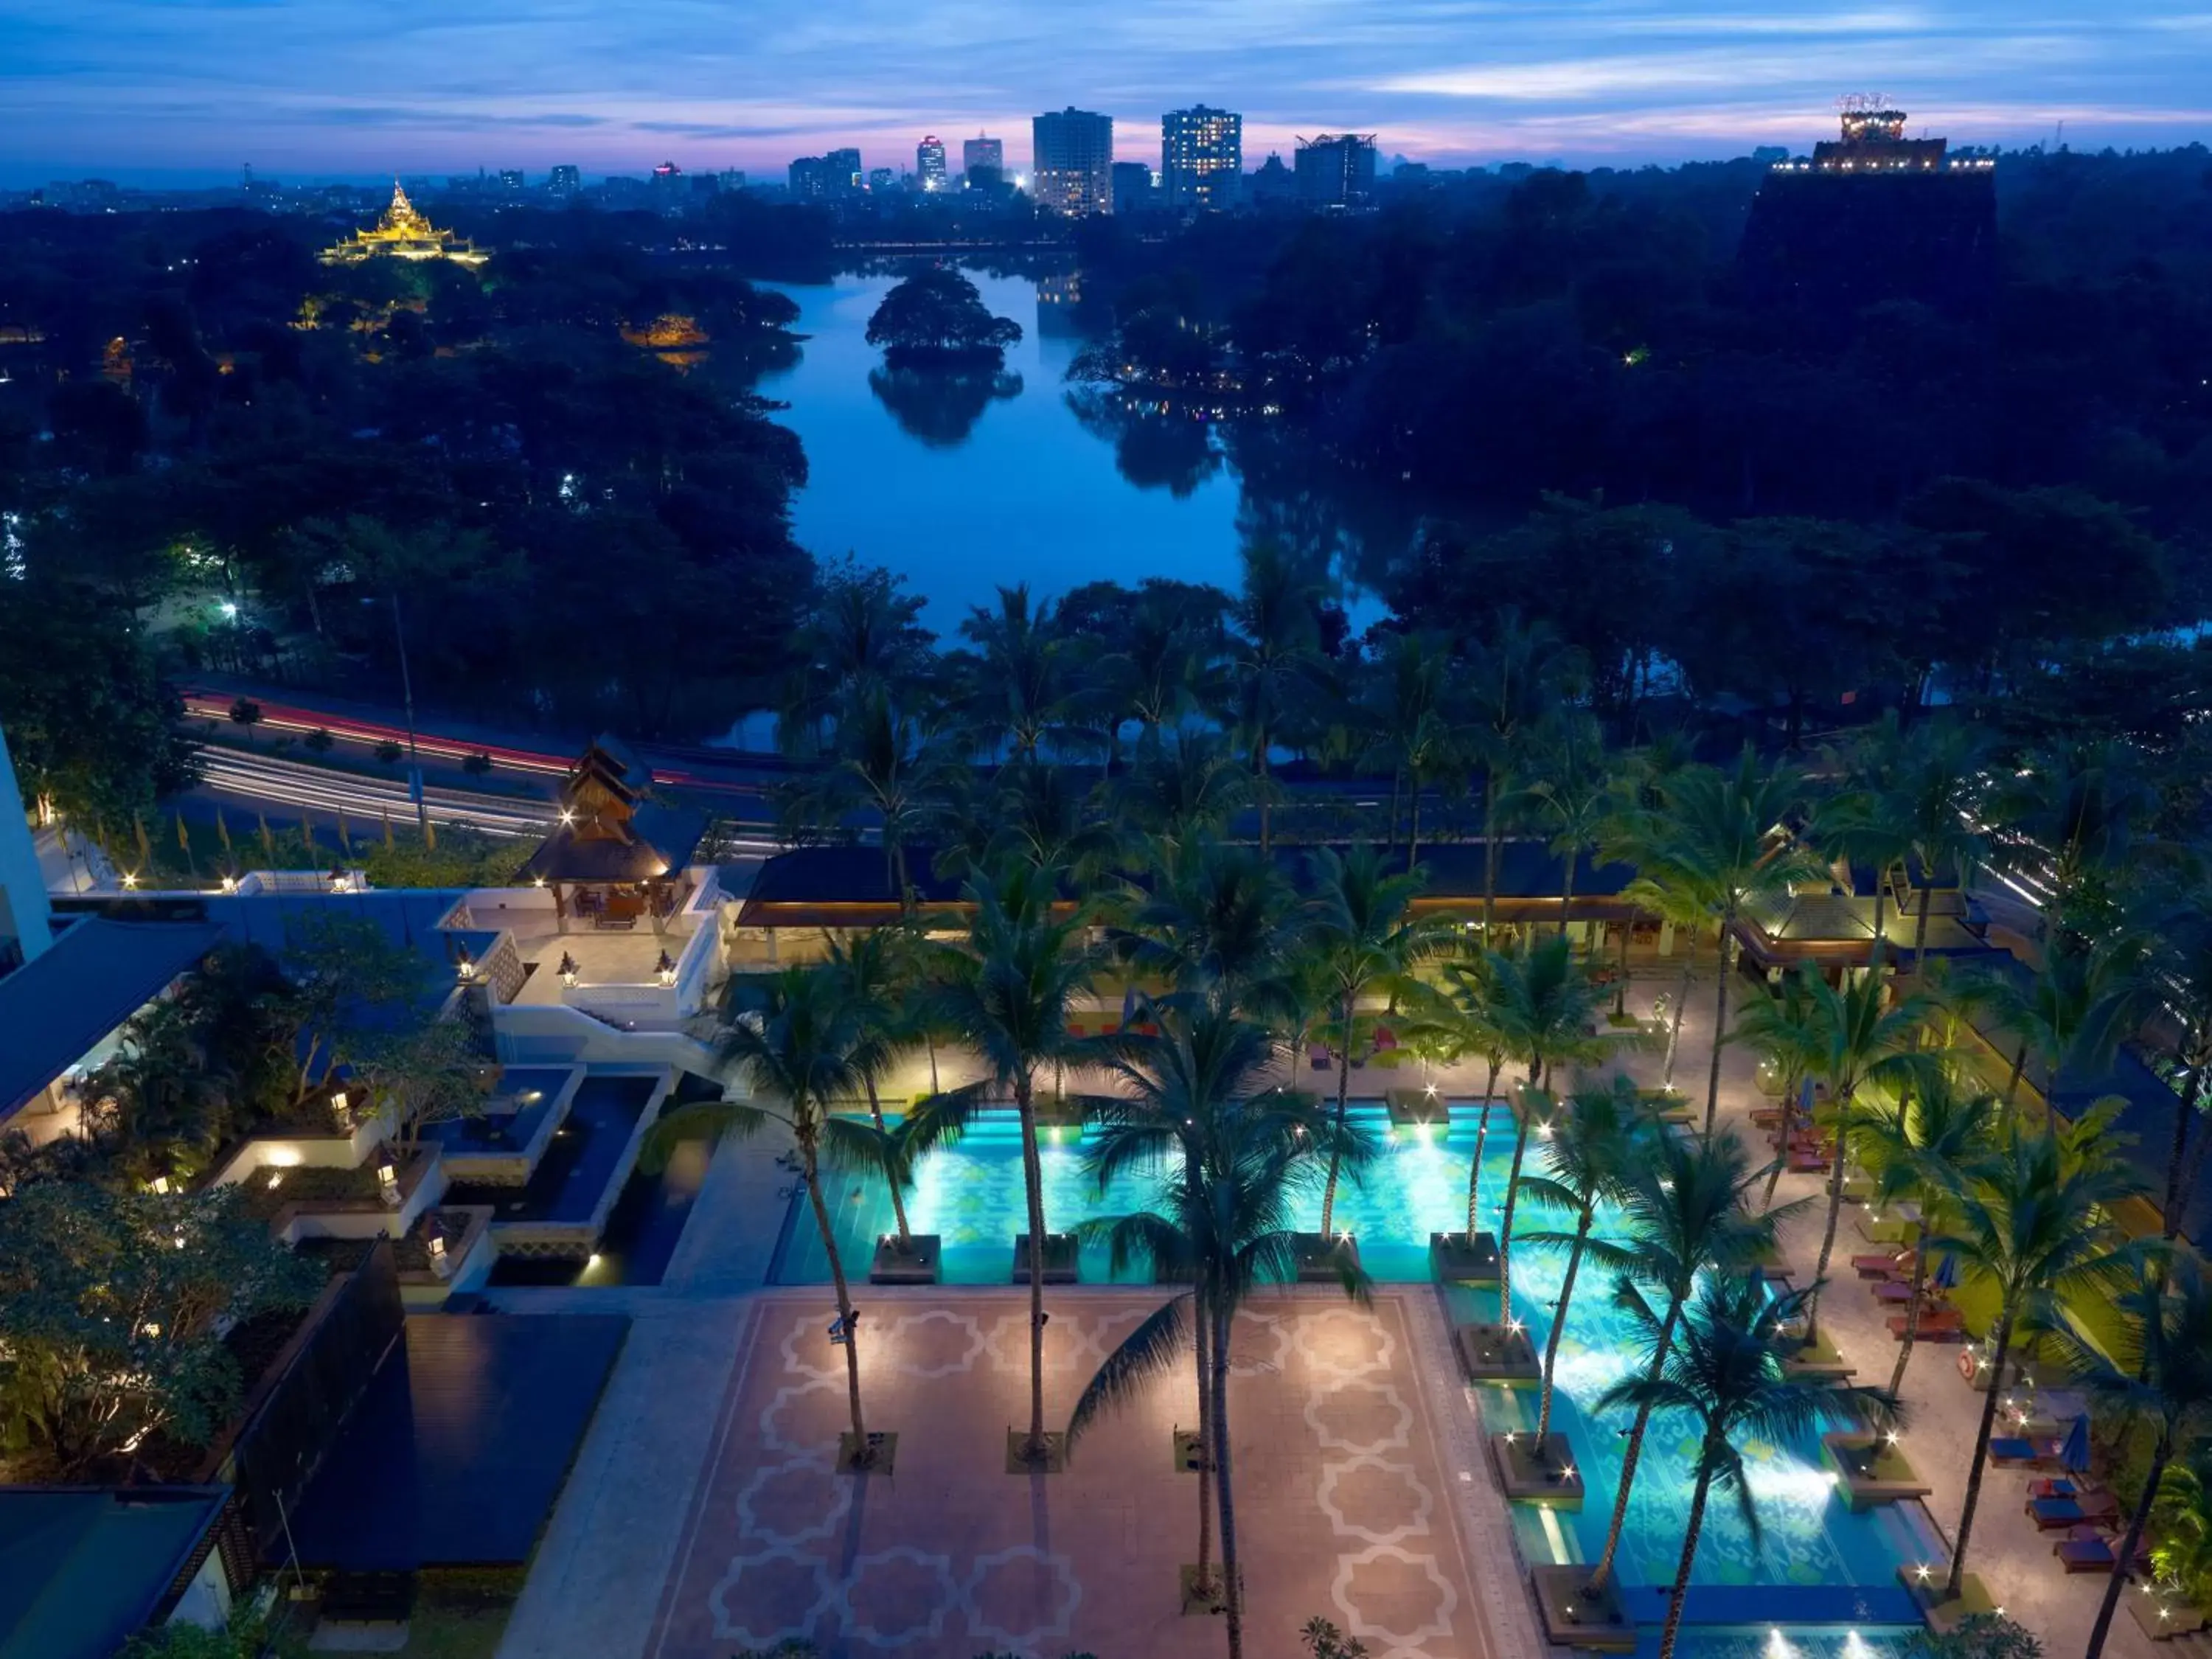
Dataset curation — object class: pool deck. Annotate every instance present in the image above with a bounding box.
[490,965,2166,1659]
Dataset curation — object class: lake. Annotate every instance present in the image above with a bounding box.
[758,268,1395,635]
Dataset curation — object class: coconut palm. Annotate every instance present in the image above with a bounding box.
[1432,950,1512,1240]
[776,684,956,907]
[1115,728,1251,849]
[1811,787,1913,954]
[651,965,885,1466]
[1229,542,1324,856]
[1113,836,1296,1012]
[955,582,1082,762]
[1633,747,1822,1137]
[1852,1075,2000,1400]
[1868,717,1992,974]
[1927,1122,2146,1598]
[1298,844,1445,1235]
[2129,870,2212,1240]
[2051,1250,2212,1659]
[1360,629,1457,860]
[1485,933,1610,1312]
[1517,1077,1652,1446]
[931,860,1098,1464]
[1576,1129,1799,1597]
[1465,610,1573,937]
[1596,1274,1893,1659]
[1783,953,1942,1347]
[1960,929,2145,1108]
[818,929,926,1242]
[1078,992,1350,1615]
[2152,1444,2212,1610]
[1986,736,2149,916]
[1517,712,1613,939]
[1732,966,1824,1209]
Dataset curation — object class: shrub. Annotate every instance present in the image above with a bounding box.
[462,750,494,776]
[374,739,404,766]
[226,699,262,731]
[303,727,335,755]
[1902,1614,2044,1659]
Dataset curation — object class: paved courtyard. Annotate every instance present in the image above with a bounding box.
[641,1290,1520,1659]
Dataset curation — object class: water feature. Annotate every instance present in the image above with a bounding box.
[771,1102,1924,1624]
[754,271,1406,633]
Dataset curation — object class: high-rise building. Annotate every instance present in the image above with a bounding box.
[917,135,948,191]
[650,160,684,201]
[1294,133,1377,209]
[868,167,896,193]
[1032,108,1114,215]
[826,148,863,193]
[789,156,831,199]
[1161,105,1242,211]
[717,169,747,192]
[1110,161,1155,215]
[498,168,526,193]
[963,133,1004,179]
[549,164,581,193]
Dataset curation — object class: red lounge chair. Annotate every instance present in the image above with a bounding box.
[2029,1477,2079,1500]
[1892,1306,1964,1340]
[1870,1279,1924,1304]
[1790,1150,1833,1174]
[1374,1026,1398,1050]
[1852,1252,1914,1279]
[1750,1107,1784,1128]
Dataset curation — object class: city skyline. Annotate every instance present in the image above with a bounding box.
[4,0,2211,185]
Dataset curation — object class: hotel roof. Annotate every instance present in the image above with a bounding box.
[0,917,223,1120]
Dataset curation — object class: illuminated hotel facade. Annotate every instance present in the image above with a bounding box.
[1162,105,1242,211]
[1032,108,1114,215]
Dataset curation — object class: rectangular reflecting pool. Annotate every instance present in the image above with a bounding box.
[771,1102,1930,1610]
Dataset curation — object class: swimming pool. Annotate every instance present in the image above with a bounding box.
[771,1102,1927,1610]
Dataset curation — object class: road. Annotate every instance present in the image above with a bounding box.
[193,748,557,836]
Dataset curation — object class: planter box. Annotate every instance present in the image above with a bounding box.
[1290,1232,1361,1284]
[1430,1231,1500,1285]
[1455,1321,1540,1385]
[1822,1431,1930,1510]
[1386,1088,1450,1127]
[1490,1431,1585,1508]
[1010,1233,1079,1284]
[869,1234,942,1285]
[1531,1566,1635,1652]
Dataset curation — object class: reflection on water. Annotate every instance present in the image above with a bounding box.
[868,365,1025,448]
[756,268,1401,630]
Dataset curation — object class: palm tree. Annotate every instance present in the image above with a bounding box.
[2051,1250,2212,1659]
[1465,611,1573,937]
[1633,748,1821,1137]
[1360,630,1456,859]
[1299,845,1444,1236]
[1812,787,1914,954]
[1518,712,1613,939]
[2128,871,2212,1241]
[1576,1130,1798,1598]
[1961,930,2143,1107]
[1782,953,1941,1347]
[932,860,1098,1464]
[651,965,884,1467]
[956,583,1080,762]
[1875,718,1992,975]
[1596,1274,1893,1659]
[776,684,956,907]
[1433,950,1512,1242]
[1986,736,2149,916]
[1485,933,1609,1313]
[1070,1048,1364,1659]
[1852,1075,2000,1400]
[1229,543,1323,856]
[1116,728,1251,849]
[1732,965,1824,1209]
[1079,992,1346,1615]
[818,930,925,1242]
[1517,1077,1650,1446]
[1927,1122,2145,1598]
[1113,836,1295,1008]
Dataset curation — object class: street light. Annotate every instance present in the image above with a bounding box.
[361,591,430,836]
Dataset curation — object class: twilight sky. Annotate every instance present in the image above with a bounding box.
[4,0,2208,185]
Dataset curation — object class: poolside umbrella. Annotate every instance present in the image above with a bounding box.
[2060,1413,2092,1473]
[1931,1250,1960,1293]
[1120,984,1137,1027]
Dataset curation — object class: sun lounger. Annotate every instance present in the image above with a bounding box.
[2030,1492,2120,1530]
[1891,1306,1964,1340]
[2030,1477,2079,1500]
[1992,1436,2057,1467]
[1310,1047,1329,1070]
[1852,1252,1914,1279]
[2057,1527,2149,1574]
[1750,1107,1785,1128]
[1871,1279,1925,1304]
[1790,1152,1833,1174]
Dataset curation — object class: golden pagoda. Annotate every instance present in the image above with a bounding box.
[319,183,489,267]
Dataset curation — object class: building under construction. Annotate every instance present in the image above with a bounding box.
[1738,100,1997,316]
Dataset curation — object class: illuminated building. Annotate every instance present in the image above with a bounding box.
[549,164,581,193]
[1294,133,1377,209]
[917,135,948,190]
[319,183,489,266]
[826,148,863,193]
[1739,101,1997,314]
[962,134,1004,178]
[1032,108,1113,215]
[868,167,896,193]
[498,169,525,193]
[1162,105,1241,210]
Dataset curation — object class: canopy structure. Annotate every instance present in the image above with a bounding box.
[513,737,704,933]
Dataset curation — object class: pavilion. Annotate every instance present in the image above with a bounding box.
[513,737,706,937]
[319,183,489,267]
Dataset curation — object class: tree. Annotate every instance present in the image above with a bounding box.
[1899,1615,2043,1659]
[1517,1076,1649,1447]
[1111,835,1294,1005]
[1595,1274,1892,1659]
[1229,542,1323,855]
[954,585,1080,762]
[1070,1003,1365,1659]
[1577,1128,1795,1597]
[1755,953,1938,1346]
[650,966,886,1467]
[1635,748,1822,1135]
[778,684,956,908]
[1484,933,1608,1312]
[864,267,1023,366]
[931,862,1097,1463]
[352,1017,488,1147]
[1517,712,1613,938]
[1858,715,1992,973]
[1464,611,1573,938]
[1929,1122,2144,1598]
[1077,992,1347,1619]
[1853,1075,1999,1401]
[0,1183,321,1476]
[269,914,436,1108]
[2051,1250,2212,1659]
[1298,845,1441,1235]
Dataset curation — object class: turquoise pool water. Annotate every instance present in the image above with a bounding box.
[772,1103,1925,1607]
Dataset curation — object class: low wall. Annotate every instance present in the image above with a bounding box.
[490,1001,719,1073]
[206,1119,389,1188]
